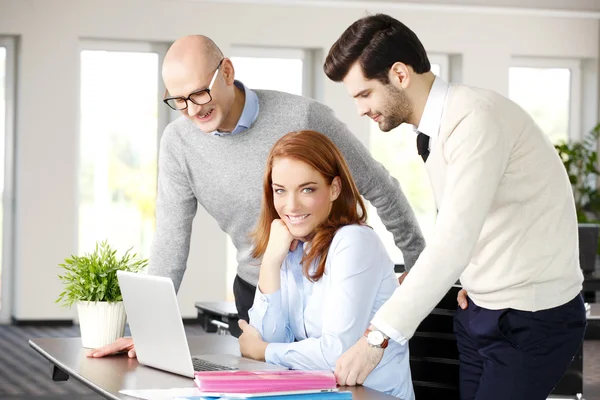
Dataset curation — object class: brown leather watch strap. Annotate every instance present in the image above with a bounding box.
[364,328,389,349]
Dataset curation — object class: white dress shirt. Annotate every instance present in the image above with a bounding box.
[249,225,415,399]
[372,79,584,343]
[415,76,449,148]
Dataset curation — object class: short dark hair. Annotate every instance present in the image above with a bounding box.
[324,14,431,83]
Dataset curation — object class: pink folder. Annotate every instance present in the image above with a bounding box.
[194,370,337,394]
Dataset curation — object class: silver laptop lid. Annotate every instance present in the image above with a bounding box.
[117,271,196,378]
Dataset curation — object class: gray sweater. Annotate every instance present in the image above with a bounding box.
[149,90,425,291]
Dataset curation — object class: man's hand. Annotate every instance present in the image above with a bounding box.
[457,289,468,309]
[238,320,268,362]
[334,336,384,386]
[86,337,135,358]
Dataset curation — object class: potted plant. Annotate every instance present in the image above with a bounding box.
[555,124,600,269]
[555,124,600,282]
[56,240,148,348]
[555,124,600,227]
[555,125,600,304]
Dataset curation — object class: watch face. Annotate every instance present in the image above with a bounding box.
[368,330,384,346]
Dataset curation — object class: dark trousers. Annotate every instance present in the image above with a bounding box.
[454,294,586,400]
[231,275,257,338]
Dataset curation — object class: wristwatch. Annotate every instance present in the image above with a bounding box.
[364,328,389,349]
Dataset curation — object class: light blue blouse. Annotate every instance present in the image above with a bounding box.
[249,224,415,399]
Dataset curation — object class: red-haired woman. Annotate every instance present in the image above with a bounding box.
[238,130,414,399]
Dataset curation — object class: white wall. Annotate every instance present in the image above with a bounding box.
[0,0,598,320]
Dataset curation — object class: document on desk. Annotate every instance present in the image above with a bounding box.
[119,387,203,399]
[120,387,353,399]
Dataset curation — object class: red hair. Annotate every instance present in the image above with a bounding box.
[251,130,368,281]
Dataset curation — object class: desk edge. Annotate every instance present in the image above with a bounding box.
[28,339,121,400]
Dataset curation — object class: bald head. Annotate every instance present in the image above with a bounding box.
[162,35,223,95]
[162,35,224,92]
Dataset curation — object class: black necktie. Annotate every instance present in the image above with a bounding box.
[416,132,430,162]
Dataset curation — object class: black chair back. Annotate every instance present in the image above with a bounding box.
[409,285,461,399]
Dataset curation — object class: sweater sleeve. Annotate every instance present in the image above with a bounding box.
[148,125,198,292]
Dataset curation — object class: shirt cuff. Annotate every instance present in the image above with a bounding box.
[265,342,292,368]
[251,286,282,314]
[370,315,407,345]
[249,287,284,336]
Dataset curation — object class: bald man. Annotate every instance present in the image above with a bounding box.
[87,35,425,358]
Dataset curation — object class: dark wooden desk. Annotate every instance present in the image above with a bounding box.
[29,335,397,399]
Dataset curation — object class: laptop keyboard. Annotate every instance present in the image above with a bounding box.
[192,357,239,371]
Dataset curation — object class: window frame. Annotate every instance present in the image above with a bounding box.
[0,36,17,324]
[230,45,315,98]
[429,53,450,81]
[510,57,582,142]
[77,40,169,258]
[78,40,171,143]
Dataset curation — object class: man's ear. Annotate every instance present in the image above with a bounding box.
[331,176,342,201]
[222,58,236,85]
[389,62,411,89]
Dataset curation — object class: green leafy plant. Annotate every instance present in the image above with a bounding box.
[555,124,600,254]
[56,240,148,307]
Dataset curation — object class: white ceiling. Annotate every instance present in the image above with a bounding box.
[343,0,600,12]
[191,0,600,17]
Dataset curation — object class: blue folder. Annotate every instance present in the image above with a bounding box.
[175,391,353,400]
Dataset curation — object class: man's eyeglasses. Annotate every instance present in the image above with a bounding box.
[163,58,224,111]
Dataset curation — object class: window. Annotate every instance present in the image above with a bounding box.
[230,46,313,96]
[0,37,15,322]
[368,55,448,265]
[79,42,167,259]
[225,46,313,299]
[509,58,581,144]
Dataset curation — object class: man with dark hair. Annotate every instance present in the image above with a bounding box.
[325,13,586,400]
[86,34,426,358]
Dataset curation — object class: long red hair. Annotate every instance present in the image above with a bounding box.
[251,130,368,281]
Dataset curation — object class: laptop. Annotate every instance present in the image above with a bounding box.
[116,271,287,378]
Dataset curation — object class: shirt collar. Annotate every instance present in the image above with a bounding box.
[414,76,449,140]
[210,80,259,137]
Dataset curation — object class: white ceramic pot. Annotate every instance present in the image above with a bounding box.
[76,301,127,348]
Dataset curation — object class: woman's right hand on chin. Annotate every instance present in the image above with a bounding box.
[263,219,298,266]
[86,337,136,358]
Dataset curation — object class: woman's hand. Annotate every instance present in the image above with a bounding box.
[263,219,299,267]
[238,320,268,362]
[258,219,301,295]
